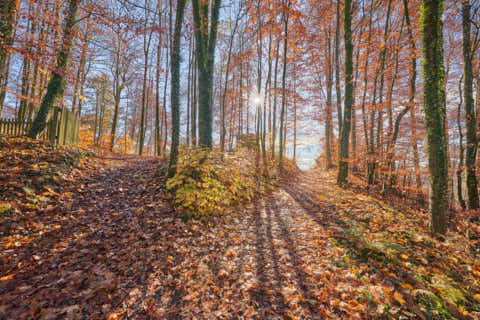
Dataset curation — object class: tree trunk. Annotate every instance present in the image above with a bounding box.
[139,1,154,155]
[279,0,291,170]
[334,0,342,133]
[192,0,222,149]
[422,0,449,235]
[28,0,80,138]
[271,37,280,159]
[401,0,422,190]
[191,39,197,146]
[167,0,187,177]
[361,0,374,182]
[221,11,240,153]
[458,76,466,210]
[0,0,16,115]
[155,12,163,155]
[186,36,191,146]
[325,28,334,168]
[337,0,353,184]
[110,80,122,152]
[462,0,479,209]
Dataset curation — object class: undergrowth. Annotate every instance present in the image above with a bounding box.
[166,147,284,218]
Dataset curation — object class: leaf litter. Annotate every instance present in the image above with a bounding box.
[1,139,480,319]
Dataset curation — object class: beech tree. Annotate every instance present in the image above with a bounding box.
[191,0,222,149]
[462,0,479,209]
[422,0,448,234]
[168,0,187,177]
[0,0,17,115]
[28,0,81,138]
[337,0,353,184]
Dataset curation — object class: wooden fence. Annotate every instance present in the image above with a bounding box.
[0,118,31,136]
[0,107,79,145]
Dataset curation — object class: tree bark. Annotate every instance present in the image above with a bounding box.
[139,0,154,155]
[325,28,334,168]
[462,0,479,209]
[334,0,342,133]
[279,0,291,170]
[221,10,240,153]
[167,0,187,177]
[422,0,449,235]
[192,0,222,149]
[0,0,17,115]
[337,0,353,184]
[400,0,422,190]
[458,76,466,210]
[28,0,80,138]
[271,36,280,159]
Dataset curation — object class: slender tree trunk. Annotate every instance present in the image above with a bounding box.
[376,0,393,160]
[110,79,122,152]
[271,37,280,159]
[462,0,479,209]
[167,0,187,177]
[72,23,91,113]
[155,13,163,155]
[401,0,422,190]
[334,0,342,133]
[361,0,374,180]
[279,0,291,170]
[262,24,272,163]
[18,9,31,123]
[186,36,191,146]
[77,55,91,117]
[139,3,154,155]
[293,73,297,161]
[422,0,449,235]
[325,29,334,168]
[162,20,170,155]
[337,0,353,184]
[458,76,466,210]
[0,52,11,113]
[94,86,99,145]
[191,40,197,146]
[255,0,263,162]
[385,18,404,188]
[221,13,240,152]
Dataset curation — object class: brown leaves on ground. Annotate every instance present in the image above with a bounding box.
[2,139,480,319]
[283,169,480,319]
[0,138,95,252]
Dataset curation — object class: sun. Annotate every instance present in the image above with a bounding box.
[250,91,263,105]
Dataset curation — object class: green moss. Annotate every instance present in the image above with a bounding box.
[421,0,449,234]
[430,274,466,306]
[414,289,455,320]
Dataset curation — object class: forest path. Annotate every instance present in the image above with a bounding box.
[2,157,475,319]
[1,156,372,319]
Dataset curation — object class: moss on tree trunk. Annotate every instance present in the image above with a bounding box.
[28,0,80,138]
[192,0,222,149]
[462,0,479,209]
[421,0,449,234]
[0,0,17,115]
